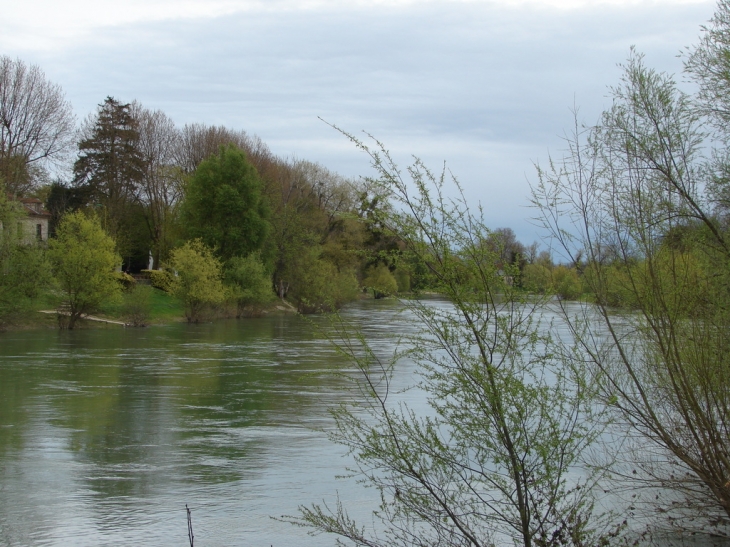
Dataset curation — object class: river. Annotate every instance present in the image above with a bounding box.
[0,298,426,547]
[0,298,723,547]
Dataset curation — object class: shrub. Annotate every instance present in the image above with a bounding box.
[145,269,175,291]
[361,263,398,298]
[165,239,226,322]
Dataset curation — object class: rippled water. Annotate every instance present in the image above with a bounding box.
[0,299,419,547]
[0,298,723,547]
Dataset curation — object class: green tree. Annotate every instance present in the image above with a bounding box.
[521,262,552,294]
[295,137,613,547]
[361,262,398,298]
[551,265,582,300]
[180,144,270,263]
[267,159,361,301]
[164,239,226,322]
[224,253,274,317]
[48,211,121,329]
[533,22,730,535]
[45,180,94,236]
[286,246,360,313]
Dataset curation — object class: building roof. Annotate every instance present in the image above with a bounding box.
[9,196,51,218]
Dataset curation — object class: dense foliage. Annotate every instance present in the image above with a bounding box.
[163,238,226,322]
[180,144,270,263]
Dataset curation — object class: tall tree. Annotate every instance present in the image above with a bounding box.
[175,123,273,175]
[180,144,270,263]
[484,227,526,269]
[131,103,183,269]
[0,56,75,196]
[73,97,146,258]
[267,158,354,299]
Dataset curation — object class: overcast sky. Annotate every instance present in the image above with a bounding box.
[0,0,717,244]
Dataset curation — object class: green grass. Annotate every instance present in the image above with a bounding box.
[96,286,185,324]
[147,287,185,322]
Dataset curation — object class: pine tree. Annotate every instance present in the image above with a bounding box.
[73,97,146,258]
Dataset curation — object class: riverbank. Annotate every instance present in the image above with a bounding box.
[0,288,301,332]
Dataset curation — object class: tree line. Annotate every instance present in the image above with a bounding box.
[0,68,551,327]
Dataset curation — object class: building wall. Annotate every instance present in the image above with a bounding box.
[0,197,51,246]
[17,215,49,245]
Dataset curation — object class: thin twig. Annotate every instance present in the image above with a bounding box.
[186,504,194,547]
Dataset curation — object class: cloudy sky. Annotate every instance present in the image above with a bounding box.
[0,0,717,244]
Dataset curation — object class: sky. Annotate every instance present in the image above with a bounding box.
[0,0,718,245]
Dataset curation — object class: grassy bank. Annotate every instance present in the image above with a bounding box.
[97,287,186,325]
[0,286,302,331]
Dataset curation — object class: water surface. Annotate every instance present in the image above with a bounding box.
[0,299,414,547]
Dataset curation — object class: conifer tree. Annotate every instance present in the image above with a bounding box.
[73,97,146,258]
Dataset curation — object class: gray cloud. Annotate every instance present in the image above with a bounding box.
[7,1,716,243]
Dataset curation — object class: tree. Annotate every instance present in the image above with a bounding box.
[180,144,270,263]
[224,253,274,317]
[0,56,75,196]
[533,31,730,536]
[361,262,398,298]
[265,157,362,300]
[295,136,614,547]
[48,211,121,329]
[45,179,94,237]
[521,262,552,294]
[164,239,226,322]
[285,246,360,313]
[176,124,257,173]
[484,227,526,267]
[73,97,147,259]
[131,103,183,269]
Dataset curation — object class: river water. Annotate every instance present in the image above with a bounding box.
[0,298,723,547]
[0,298,426,547]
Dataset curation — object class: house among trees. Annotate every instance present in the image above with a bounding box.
[12,197,51,244]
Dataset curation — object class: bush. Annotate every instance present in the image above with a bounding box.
[225,253,275,317]
[144,269,175,291]
[289,250,360,313]
[521,263,552,294]
[115,271,136,291]
[393,267,411,293]
[362,263,398,298]
[551,265,582,300]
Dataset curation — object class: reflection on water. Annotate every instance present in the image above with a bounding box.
[0,298,721,547]
[0,299,413,547]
